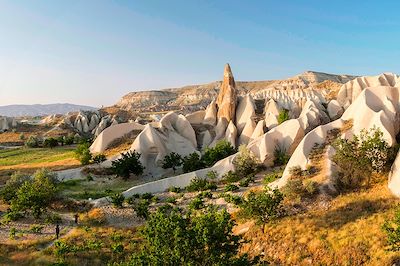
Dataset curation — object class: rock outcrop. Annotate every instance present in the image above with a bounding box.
[216,64,237,122]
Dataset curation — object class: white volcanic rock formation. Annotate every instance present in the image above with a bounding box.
[90,122,145,153]
[337,73,400,108]
[0,116,17,132]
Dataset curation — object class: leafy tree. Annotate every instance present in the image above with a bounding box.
[333,127,391,188]
[224,184,239,192]
[233,145,260,176]
[56,136,65,146]
[202,140,237,167]
[43,137,59,148]
[133,199,150,220]
[239,188,284,224]
[111,151,145,179]
[10,169,58,218]
[186,177,217,192]
[182,152,205,173]
[75,142,92,165]
[277,109,289,124]
[129,206,253,265]
[0,172,30,204]
[162,152,183,173]
[64,135,75,145]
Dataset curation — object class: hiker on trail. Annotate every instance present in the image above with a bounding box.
[74,213,79,224]
[55,224,60,239]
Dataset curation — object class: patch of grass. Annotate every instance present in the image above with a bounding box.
[0,147,76,166]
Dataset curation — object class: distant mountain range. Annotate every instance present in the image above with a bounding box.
[0,103,97,117]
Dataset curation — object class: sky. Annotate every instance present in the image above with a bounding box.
[1,0,400,107]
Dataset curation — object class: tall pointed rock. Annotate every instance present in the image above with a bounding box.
[216,64,237,122]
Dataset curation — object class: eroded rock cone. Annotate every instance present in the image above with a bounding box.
[216,64,237,122]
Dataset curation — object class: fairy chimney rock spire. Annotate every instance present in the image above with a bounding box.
[216,63,237,122]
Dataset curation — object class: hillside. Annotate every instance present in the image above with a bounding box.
[0,103,97,117]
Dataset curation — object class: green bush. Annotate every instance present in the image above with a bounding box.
[206,170,218,180]
[222,171,241,183]
[165,197,177,204]
[186,177,217,192]
[29,224,44,234]
[129,206,253,265]
[141,192,154,200]
[75,142,92,165]
[383,205,400,251]
[281,178,318,200]
[25,135,40,148]
[263,171,281,184]
[168,186,181,193]
[19,133,25,140]
[273,144,290,166]
[197,191,213,199]
[239,188,284,224]
[202,140,237,167]
[162,152,182,173]
[110,193,125,208]
[92,154,106,164]
[0,172,30,204]
[182,152,205,173]
[64,135,74,145]
[277,109,290,124]
[233,145,260,176]
[133,199,150,220]
[111,150,145,179]
[333,127,391,189]
[224,184,239,192]
[222,193,243,205]
[188,197,204,210]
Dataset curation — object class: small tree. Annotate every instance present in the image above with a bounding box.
[25,135,39,148]
[277,109,289,124]
[182,152,205,173]
[273,144,290,166]
[333,127,391,188]
[233,145,260,176]
[75,142,92,165]
[111,151,145,179]
[43,138,59,148]
[239,187,284,224]
[129,206,253,265]
[10,169,58,218]
[162,152,182,173]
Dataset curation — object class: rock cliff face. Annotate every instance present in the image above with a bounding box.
[115,71,358,113]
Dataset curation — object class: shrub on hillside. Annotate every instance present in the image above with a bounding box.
[281,178,318,200]
[277,109,289,124]
[202,140,237,167]
[383,206,400,251]
[64,135,75,145]
[333,127,391,189]
[110,193,125,208]
[128,206,254,265]
[92,153,107,164]
[75,142,92,165]
[239,188,284,224]
[233,145,261,176]
[111,150,145,180]
[182,152,205,173]
[133,199,150,220]
[186,177,217,192]
[273,144,290,166]
[224,184,239,192]
[222,171,241,183]
[162,152,182,173]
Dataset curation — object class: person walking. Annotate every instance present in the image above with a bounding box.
[74,213,79,224]
[55,224,60,239]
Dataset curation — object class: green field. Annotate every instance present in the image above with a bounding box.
[0,147,76,167]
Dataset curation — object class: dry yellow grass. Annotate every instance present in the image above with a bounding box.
[240,182,400,265]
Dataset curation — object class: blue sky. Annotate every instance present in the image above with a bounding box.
[0,0,400,107]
